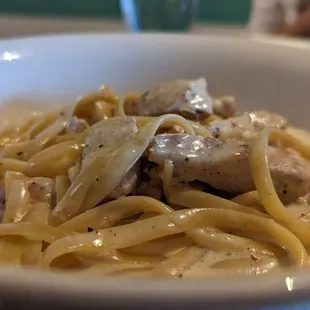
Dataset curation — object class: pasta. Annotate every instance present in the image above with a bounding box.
[0,79,310,279]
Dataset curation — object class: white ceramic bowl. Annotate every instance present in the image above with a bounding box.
[1,33,310,310]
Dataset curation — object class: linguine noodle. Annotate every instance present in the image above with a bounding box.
[0,83,309,278]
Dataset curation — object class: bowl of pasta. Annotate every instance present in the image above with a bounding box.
[0,33,310,309]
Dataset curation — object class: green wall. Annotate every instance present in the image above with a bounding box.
[0,0,252,25]
[198,0,252,24]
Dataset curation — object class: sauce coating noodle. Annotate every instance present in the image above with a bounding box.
[0,82,309,278]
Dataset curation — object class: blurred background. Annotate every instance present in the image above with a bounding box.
[0,0,309,39]
[0,0,253,38]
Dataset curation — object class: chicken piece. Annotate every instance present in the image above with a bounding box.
[27,177,54,206]
[135,161,163,200]
[209,110,288,141]
[136,180,163,201]
[149,134,250,193]
[148,134,310,204]
[156,125,184,135]
[79,117,140,199]
[249,110,287,129]
[212,96,236,119]
[267,147,310,204]
[108,161,141,200]
[125,78,213,120]
[123,93,140,116]
[65,117,89,135]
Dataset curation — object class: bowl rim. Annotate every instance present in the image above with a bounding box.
[0,267,309,306]
[1,31,310,50]
[0,33,310,305]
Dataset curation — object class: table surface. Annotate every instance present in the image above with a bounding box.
[0,15,248,39]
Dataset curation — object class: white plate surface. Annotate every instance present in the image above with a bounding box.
[0,33,310,309]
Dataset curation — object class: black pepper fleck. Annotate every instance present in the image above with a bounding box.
[217,172,220,175]
[98,144,104,148]
[178,274,183,278]
[96,177,99,182]
[282,190,287,195]
[213,127,220,138]
[185,157,189,162]
[87,226,93,232]
[17,151,23,156]
[251,254,259,262]
[114,233,117,237]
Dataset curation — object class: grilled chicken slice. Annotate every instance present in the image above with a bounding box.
[125,78,213,120]
[148,134,310,204]
[209,110,288,141]
[65,117,89,134]
[136,180,163,201]
[79,117,140,199]
[108,162,141,200]
[135,159,163,201]
[212,96,236,119]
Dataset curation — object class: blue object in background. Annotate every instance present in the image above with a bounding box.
[120,0,199,31]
